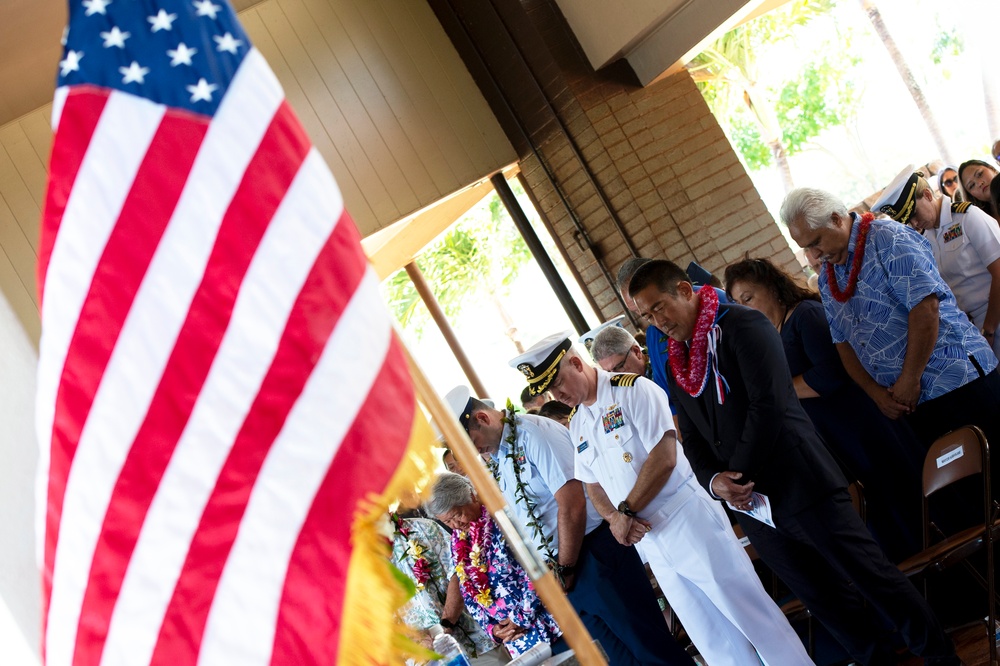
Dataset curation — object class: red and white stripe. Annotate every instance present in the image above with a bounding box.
[37,46,405,666]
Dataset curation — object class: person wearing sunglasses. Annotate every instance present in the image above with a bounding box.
[874,166,1000,359]
[936,165,962,202]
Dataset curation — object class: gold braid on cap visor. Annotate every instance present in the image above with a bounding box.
[896,185,917,223]
[525,348,567,395]
[881,180,917,224]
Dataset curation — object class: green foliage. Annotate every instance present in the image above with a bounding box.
[387,559,418,600]
[381,187,532,338]
[729,119,772,170]
[776,57,859,153]
[930,28,963,65]
[688,0,834,88]
[689,0,864,173]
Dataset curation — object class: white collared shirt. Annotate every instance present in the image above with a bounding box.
[925,197,1000,322]
[572,369,695,517]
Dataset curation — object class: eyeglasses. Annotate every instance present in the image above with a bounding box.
[942,177,958,187]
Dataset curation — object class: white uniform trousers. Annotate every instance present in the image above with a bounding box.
[636,480,813,666]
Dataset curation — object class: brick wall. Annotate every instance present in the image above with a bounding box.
[432,0,803,322]
[521,0,801,320]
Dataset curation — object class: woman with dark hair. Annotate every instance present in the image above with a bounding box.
[535,400,573,427]
[958,159,999,218]
[724,257,923,562]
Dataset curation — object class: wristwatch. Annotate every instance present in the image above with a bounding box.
[555,562,576,577]
[617,500,637,517]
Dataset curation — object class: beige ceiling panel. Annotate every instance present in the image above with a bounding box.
[239,0,516,238]
[363,165,519,280]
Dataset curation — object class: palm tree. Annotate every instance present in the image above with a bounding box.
[687,0,832,194]
[857,0,953,163]
[382,190,533,353]
[690,36,793,192]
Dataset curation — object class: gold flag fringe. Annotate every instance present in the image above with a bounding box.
[337,405,441,666]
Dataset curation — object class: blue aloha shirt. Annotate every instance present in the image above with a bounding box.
[451,506,562,657]
[819,213,997,403]
[391,518,496,658]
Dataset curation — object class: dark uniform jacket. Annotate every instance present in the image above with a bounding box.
[666,303,845,518]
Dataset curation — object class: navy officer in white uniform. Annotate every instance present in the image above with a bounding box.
[873,165,1000,360]
[512,333,814,666]
[445,385,694,666]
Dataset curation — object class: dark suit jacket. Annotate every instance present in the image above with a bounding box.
[667,303,845,518]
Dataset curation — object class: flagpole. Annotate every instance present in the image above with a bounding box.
[404,348,606,666]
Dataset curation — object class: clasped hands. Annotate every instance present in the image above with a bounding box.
[610,510,652,547]
[712,471,755,512]
[492,617,528,643]
[872,373,920,419]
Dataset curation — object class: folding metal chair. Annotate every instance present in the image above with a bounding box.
[896,425,998,665]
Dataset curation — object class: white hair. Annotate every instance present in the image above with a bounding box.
[426,472,474,517]
[591,326,637,362]
[779,188,847,230]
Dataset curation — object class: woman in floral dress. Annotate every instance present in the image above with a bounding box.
[427,473,565,658]
[390,512,497,659]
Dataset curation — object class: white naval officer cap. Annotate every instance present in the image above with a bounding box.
[444,385,493,432]
[578,315,626,353]
[872,165,920,224]
[508,331,573,397]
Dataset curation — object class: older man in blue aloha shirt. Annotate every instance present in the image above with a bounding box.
[783,187,1000,483]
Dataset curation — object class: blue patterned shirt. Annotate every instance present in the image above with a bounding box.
[819,214,996,402]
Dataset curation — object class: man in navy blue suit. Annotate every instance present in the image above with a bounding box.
[629,259,960,666]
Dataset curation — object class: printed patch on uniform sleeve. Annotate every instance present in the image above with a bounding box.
[602,404,625,433]
[577,440,589,453]
[943,223,964,243]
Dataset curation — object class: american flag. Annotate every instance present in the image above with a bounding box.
[37,1,434,664]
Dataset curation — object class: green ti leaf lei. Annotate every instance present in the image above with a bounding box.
[494,399,559,569]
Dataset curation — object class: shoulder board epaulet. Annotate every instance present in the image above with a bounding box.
[952,201,971,214]
[609,373,640,387]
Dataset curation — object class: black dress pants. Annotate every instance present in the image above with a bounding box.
[741,490,958,665]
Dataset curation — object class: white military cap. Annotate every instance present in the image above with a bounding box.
[508,331,573,396]
[444,385,494,433]
[578,315,626,351]
[872,165,920,224]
